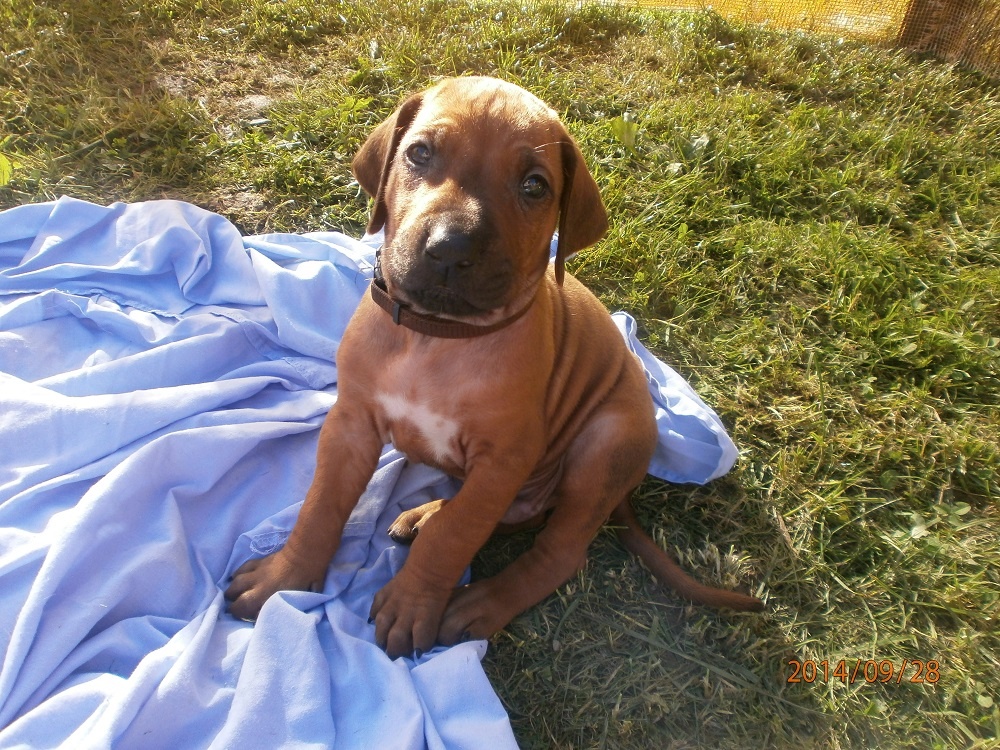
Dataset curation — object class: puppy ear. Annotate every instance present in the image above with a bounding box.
[352,93,424,235]
[556,136,609,285]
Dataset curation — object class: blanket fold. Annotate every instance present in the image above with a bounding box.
[0,197,736,749]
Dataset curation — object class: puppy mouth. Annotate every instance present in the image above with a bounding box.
[381,237,517,318]
[403,285,486,317]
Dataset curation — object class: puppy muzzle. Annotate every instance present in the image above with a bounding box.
[391,221,515,317]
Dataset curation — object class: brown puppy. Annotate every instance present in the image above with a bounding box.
[225,77,763,657]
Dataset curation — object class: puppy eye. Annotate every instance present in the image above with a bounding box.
[521,174,549,199]
[405,142,432,166]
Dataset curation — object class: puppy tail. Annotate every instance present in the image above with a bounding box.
[611,501,765,612]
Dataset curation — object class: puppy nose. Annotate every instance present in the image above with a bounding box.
[423,227,478,273]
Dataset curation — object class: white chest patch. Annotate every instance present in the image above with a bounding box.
[377,393,461,466]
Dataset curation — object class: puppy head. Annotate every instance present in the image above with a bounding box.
[353,77,607,320]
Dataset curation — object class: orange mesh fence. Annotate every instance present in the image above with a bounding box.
[897,0,1000,77]
[630,0,1000,79]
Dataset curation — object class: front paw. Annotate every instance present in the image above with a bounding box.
[225,550,325,621]
[437,579,516,645]
[369,574,450,658]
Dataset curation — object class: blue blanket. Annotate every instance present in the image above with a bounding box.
[0,197,737,748]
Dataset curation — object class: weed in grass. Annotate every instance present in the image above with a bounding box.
[2,1,999,747]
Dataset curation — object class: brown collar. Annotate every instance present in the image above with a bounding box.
[370,255,532,339]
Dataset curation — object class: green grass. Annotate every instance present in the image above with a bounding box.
[2,0,998,747]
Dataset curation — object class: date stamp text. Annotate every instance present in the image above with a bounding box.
[786,659,940,685]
